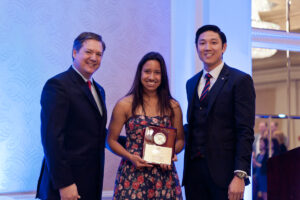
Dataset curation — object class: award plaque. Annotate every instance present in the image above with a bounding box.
[142,126,177,165]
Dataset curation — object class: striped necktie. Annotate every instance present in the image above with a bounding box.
[199,73,212,102]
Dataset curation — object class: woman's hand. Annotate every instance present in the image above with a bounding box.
[159,154,178,171]
[172,154,178,162]
[129,154,153,169]
[160,163,172,171]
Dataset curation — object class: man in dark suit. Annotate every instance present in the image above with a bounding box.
[36,32,107,200]
[183,25,255,200]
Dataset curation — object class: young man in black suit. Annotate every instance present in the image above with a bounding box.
[36,32,108,200]
[183,25,255,200]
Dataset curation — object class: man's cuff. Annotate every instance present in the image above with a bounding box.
[234,170,249,178]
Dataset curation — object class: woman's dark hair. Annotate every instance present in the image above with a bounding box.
[127,52,174,119]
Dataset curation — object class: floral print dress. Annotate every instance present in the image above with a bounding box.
[113,115,183,200]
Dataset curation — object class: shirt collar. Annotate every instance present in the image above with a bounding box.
[72,65,93,83]
[203,62,224,79]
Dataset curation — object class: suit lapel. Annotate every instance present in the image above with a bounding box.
[93,81,107,118]
[68,67,102,117]
[206,64,229,115]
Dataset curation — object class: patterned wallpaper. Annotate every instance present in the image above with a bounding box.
[0,0,170,193]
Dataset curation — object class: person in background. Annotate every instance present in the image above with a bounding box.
[252,121,268,200]
[271,137,280,156]
[183,24,255,200]
[273,130,287,154]
[252,138,268,200]
[253,121,268,156]
[36,32,108,200]
[270,121,279,137]
[107,52,184,200]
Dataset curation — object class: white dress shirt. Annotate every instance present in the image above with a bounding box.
[72,66,103,116]
[197,62,224,98]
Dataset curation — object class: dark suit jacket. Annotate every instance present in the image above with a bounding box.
[183,63,255,189]
[36,67,107,200]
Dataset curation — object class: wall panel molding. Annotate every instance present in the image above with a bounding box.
[252,28,300,51]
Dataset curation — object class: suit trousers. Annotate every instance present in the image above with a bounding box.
[184,157,228,200]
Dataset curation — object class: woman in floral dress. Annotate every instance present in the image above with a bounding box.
[107,52,184,199]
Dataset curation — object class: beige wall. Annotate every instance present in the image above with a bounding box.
[253,65,300,149]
